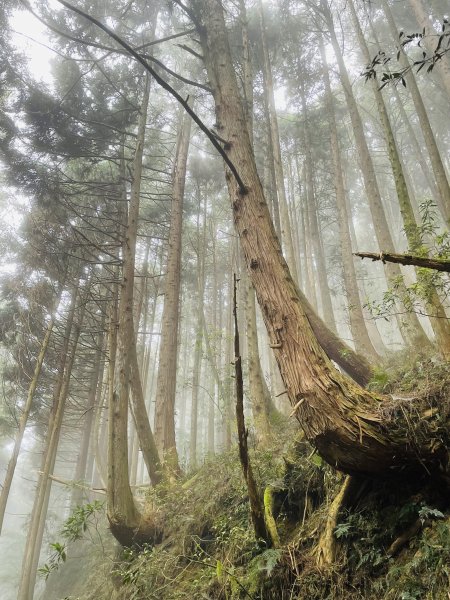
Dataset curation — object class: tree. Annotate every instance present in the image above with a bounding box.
[154,103,192,470]
[185,0,446,476]
[318,36,380,361]
[349,0,450,358]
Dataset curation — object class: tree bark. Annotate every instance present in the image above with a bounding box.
[107,74,161,546]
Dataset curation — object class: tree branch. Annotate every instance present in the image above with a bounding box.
[54,0,247,192]
[354,251,450,272]
[21,1,209,92]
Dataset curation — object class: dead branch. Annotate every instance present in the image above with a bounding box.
[354,251,450,272]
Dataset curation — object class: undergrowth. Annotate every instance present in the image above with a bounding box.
[47,354,450,600]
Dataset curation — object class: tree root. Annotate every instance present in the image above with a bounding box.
[108,510,163,547]
[387,518,422,557]
[264,487,280,547]
[315,475,353,566]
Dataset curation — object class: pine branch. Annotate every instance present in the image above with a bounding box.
[53,0,247,193]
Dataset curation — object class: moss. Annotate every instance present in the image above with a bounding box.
[263,487,280,548]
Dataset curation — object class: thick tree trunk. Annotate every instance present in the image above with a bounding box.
[190,0,446,477]
[108,75,161,546]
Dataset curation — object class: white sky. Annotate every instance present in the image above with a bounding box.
[9,3,59,84]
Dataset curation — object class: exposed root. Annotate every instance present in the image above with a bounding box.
[108,510,163,548]
[316,475,353,566]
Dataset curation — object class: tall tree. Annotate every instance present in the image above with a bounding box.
[380,0,450,222]
[319,0,431,348]
[350,0,450,358]
[153,104,192,470]
[318,37,380,361]
[186,0,445,477]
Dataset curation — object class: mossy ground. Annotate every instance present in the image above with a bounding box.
[46,354,450,600]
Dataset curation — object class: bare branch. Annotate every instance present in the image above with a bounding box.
[354,251,450,273]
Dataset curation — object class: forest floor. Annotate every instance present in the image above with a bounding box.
[44,352,450,600]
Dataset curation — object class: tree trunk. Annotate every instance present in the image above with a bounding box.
[107,74,161,546]
[258,0,299,283]
[350,0,450,358]
[233,275,269,544]
[189,193,206,468]
[71,322,105,508]
[18,282,83,600]
[319,37,379,361]
[380,0,450,222]
[0,285,61,534]
[92,362,108,490]
[296,170,318,309]
[324,0,431,348]
[129,340,162,484]
[299,78,337,332]
[153,103,192,470]
[244,271,273,445]
[238,0,273,446]
[190,0,446,477]
[408,0,450,100]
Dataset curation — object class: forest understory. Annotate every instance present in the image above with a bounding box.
[42,351,450,600]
